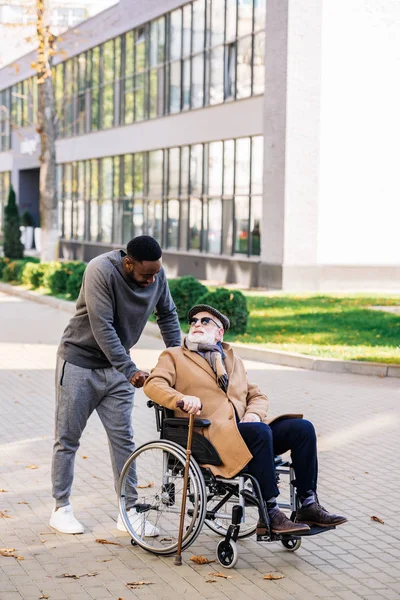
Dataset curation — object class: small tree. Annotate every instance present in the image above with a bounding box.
[3,185,24,259]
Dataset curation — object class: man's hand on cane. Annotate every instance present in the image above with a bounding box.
[180,395,202,415]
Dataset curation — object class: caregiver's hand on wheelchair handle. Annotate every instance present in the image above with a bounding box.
[130,370,150,388]
[240,412,261,423]
[176,396,202,415]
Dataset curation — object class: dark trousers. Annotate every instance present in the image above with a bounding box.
[237,418,318,501]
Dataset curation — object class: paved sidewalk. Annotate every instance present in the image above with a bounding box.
[0,292,399,600]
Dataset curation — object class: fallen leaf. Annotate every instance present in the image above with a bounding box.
[17,502,29,505]
[159,537,173,542]
[0,489,8,492]
[16,556,24,560]
[365,472,369,474]
[126,581,154,589]
[95,539,121,546]
[190,555,215,564]
[0,511,11,519]
[0,548,16,557]
[208,572,233,579]
[82,455,88,459]
[98,559,112,563]
[39,595,49,599]
[137,482,154,489]
[26,465,38,470]
[371,515,385,525]
[206,579,217,583]
[60,574,79,579]
[264,573,285,580]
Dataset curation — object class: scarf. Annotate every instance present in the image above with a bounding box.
[184,337,229,393]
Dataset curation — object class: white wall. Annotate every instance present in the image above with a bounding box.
[318,0,400,265]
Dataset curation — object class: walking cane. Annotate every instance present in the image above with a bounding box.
[174,399,200,566]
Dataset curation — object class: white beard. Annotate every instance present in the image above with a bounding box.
[187,331,217,345]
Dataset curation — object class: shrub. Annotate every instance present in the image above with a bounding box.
[0,257,10,279]
[66,262,86,300]
[3,185,24,259]
[47,261,86,296]
[197,288,249,334]
[2,260,26,283]
[168,276,208,320]
[21,262,54,289]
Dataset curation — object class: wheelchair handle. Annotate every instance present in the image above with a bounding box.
[176,399,203,411]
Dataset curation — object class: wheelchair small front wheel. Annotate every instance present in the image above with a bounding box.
[216,539,238,569]
[281,537,302,552]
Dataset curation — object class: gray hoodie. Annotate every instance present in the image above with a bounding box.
[58,250,181,382]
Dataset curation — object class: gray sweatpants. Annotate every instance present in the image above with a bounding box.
[52,357,138,509]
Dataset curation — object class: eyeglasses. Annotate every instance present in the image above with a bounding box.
[189,317,222,328]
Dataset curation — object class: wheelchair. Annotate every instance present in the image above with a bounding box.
[118,401,335,568]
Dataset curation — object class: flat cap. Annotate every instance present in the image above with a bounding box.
[187,304,230,332]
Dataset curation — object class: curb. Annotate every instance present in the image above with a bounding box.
[1,282,399,379]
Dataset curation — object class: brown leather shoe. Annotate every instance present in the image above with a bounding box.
[257,510,310,535]
[296,502,347,527]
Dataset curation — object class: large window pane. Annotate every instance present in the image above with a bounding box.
[135,72,147,121]
[182,58,191,110]
[124,77,134,124]
[170,9,182,61]
[238,0,253,38]
[180,146,190,196]
[254,0,266,32]
[237,35,252,99]
[192,0,205,53]
[182,4,192,57]
[207,198,222,253]
[190,144,203,195]
[125,31,134,75]
[102,82,114,128]
[169,61,181,113]
[225,0,237,42]
[253,31,265,95]
[191,53,204,108]
[149,150,163,196]
[146,199,162,241]
[168,148,180,196]
[250,195,261,255]
[167,199,179,248]
[189,197,202,250]
[223,140,235,195]
[90,159,99,241]
[251,136,263,194]
[211,0,225,47]
[208,141,223,196]
[235,195,250,254]
[102,157,113,199]
[100,198,113,243]
[222,197,234,254]
[209,46,224,105]
[224,42,236,99]
[103,40,114,82]
[134,153,144,197]
[133,198,144,236]
[235,137,251,194]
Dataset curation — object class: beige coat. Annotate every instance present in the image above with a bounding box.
[144,342,286,479]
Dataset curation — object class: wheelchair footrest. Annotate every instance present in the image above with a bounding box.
[296,524,336,536]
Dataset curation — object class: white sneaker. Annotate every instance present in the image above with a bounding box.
[49,504,84,534]
[117,509,159,537]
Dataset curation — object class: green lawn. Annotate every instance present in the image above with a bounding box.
[222,294,400,364]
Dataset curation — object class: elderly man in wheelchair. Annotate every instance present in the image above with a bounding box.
[117,304,346,567]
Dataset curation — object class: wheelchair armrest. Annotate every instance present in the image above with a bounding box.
[163,417,211,428]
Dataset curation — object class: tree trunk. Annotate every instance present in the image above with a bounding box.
[36,0,58,262]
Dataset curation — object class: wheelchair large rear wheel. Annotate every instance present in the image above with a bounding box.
[118,440,207,555]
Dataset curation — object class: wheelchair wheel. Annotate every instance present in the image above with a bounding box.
[118,440,207,555]
[205,477,258,539]
[281,537,302,552]
[216,539,238,568]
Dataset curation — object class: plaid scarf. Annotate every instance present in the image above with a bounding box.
[184,337,229,393]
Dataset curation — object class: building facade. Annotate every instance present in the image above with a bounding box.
[1,0,400,289]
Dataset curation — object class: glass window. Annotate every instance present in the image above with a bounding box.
[133,197,144,236]
[234,195,250,254]
[236,35,252,99]
[225,0,237,42]
[182,5,192,57]
[102,157,113,199]
[148,150,163,196]
[222,197,234,254]
[208,141,223,196]
[180,146,190,196]
[91,47,100,131]
[224,42,236,99]
[182,58,191,110]
[250,195,261,255]
[113,155,121,199]
[169,9,182,61]
[168,147,180,196]
[134,72,147,121]
[223,140,235,196]
[125,31,135,75]
[124,76,134,124]
[190,144,203,195]
[251,136,263,194]
[167,199,179,248]
[235,137,251,195]
[146,199,162,241]
[102,82,114,128]
[191,53,204,108]
[211,0,225,48]
[135,26,148,71]
[254,0,266,32]
[63,164,72,240]
[189,197,202,250]
[209,46,224,105]
[192,0,205,54]
[207,198,222,253]
[253,31,265,95]
[90,159,99,241]
[169,61,181,113]
[238,0,253,38]
[134,153,144,197]
[103,40,114,82]
[124,155,133,199]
